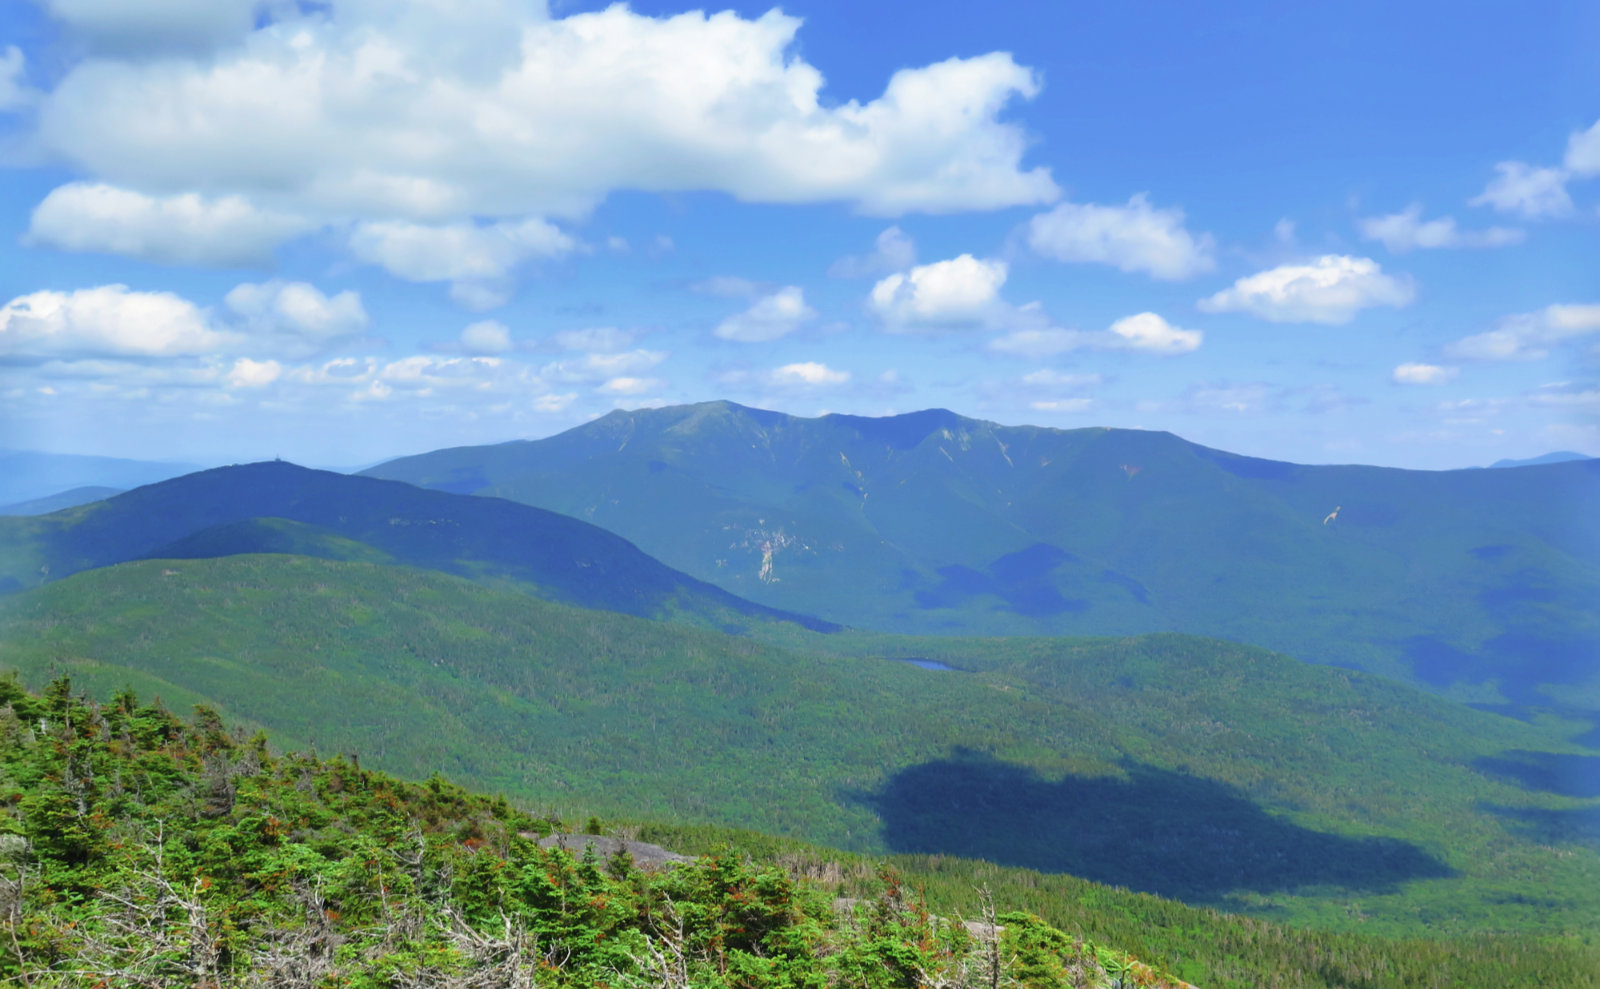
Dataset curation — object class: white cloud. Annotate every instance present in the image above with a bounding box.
[829,226,917,278]
[1358,204,1522,252]
[27,183,313,266]
[1566,118,1600,176]
[1444,303,1600,362]
[348,218,575,309]
[543,348,667,383]
[768,361,849,387]
[549,326,636,352]
[224,280,368,344]
[226,357,282,388]
[368,355,508,393]
[34,4,1055,230]
[1029,398,1093,413]
[1528,383,1600,409]
[987,327,1091,358]
[1020,369,1101,389]
[1026,194,1216,280]
[989,312,1200,356]
[1470,162,1573,219]
[1107,312,1203,354]
[0,45,37,111]
[0,284,237,359]
[1197,255,1415,324]
[714,286,816,342]
[869,254,1007,329]
[534,392,577,413]
[460,320,513,354]
[598,376,664,395]
[1392,362,1459,385]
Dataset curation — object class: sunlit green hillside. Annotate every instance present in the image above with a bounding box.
[2,554,1595,939]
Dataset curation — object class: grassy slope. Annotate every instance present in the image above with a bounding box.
[1,554,1594,939]
[364,402,1600,707]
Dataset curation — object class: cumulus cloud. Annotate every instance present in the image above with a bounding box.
[989,311,1201,356]
[768,361,849,387]
[1358,204,1522,252]
[224,280,368,345]
[1107,312,1203,354]
[348,218,575,309]
[829,226,917,278]
[33,4,1055,231]
[0,284,237,359]
[1026,194,1216,280]
[870,255,1007,330]
[28,183,314,266]
[460,320,513,355]
[598,376,664,395]
[1197,255,1414,324]
[226,357,282,388]
[1470,162,1574,219]
[1392,362,1459,385]
[1463,117,1600,223]
[714,286,816,342]
[1566,118,1600,177]
[543,348,667,383]
[1444,303,1600,362]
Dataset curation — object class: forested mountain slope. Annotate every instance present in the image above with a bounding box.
[365,402,1600,709]
[8,676,1595,988]
[2,554,1595,938]
[0,460,835,634]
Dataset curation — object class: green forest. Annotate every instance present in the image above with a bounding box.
[1,555,1596,945]
[4,675,1597,988]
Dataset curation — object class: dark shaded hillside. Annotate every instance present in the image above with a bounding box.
[364,401,1600,708]
[0,460,835,633]
[2,554,1596,937]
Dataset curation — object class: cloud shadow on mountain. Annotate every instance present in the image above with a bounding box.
[860,751,1452,903]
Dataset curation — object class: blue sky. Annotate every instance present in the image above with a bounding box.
[0,0,1596,469]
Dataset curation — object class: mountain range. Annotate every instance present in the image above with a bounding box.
[1,402,1596,947]
[0,459,834,634]
[363,401,1600,710]
[0,448,199,505]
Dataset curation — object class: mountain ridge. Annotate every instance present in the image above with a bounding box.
[363,401,1600,708]
[0,459,837,634]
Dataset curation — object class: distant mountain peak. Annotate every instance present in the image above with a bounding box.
[1487,451,1591,469]
[821,408,974,450]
